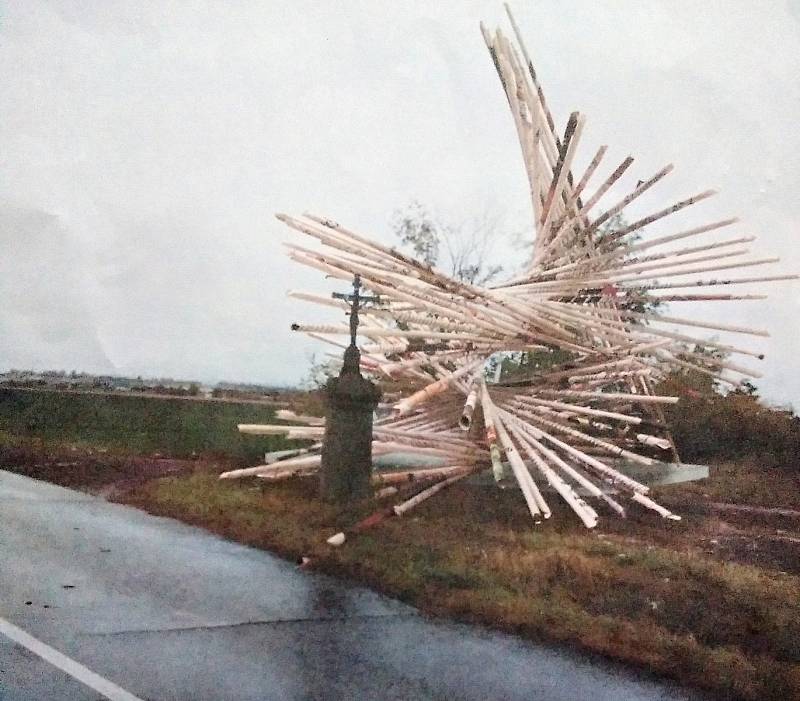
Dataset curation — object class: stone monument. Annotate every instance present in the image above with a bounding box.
[319,275,382,502]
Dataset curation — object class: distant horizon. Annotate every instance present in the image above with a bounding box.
[0,366,300,391]
[4,365,798,413]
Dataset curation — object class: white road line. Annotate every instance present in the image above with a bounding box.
[0,616,144,701]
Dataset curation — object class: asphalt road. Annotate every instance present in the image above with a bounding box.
[0,470,700,701]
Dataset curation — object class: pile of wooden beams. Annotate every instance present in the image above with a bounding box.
[223,5,796,538]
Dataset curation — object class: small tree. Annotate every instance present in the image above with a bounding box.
[303,353,335,390]
[730,380,759,398]
[391,201,504,285]
[393,201,440,267]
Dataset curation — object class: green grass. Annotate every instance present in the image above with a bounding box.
[0,388,292,462]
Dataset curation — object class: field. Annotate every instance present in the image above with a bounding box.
[2,386,800,700]
[0,387,292,462]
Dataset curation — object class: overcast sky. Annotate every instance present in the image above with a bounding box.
[1,1,798,404]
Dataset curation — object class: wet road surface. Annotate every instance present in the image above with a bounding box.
[0,470,700,700]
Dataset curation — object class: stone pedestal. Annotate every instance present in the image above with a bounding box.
[320,345,382,502]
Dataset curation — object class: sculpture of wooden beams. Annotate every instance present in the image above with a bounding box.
[223,5,797,541]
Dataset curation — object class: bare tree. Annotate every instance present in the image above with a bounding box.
[391,201,505,285]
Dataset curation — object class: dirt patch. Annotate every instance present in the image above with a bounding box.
[0,441,216,494]
[706,532,800,575]
[614,514,800,576]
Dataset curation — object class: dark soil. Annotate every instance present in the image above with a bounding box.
[0,442,212,494]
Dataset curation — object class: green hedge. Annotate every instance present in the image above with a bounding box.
[662,389,800,470]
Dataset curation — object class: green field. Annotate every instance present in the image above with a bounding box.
[0,388,292,462]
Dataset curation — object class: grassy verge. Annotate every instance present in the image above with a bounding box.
[117,470,800,701]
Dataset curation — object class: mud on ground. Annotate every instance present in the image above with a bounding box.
[0,442,209,497]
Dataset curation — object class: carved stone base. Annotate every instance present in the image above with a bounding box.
[319,346,381,502]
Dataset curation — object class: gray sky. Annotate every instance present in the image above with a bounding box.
[2,1,798,404]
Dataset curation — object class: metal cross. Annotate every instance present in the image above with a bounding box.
[332,274,381,347]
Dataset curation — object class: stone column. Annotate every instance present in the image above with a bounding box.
[320,345,382,502]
